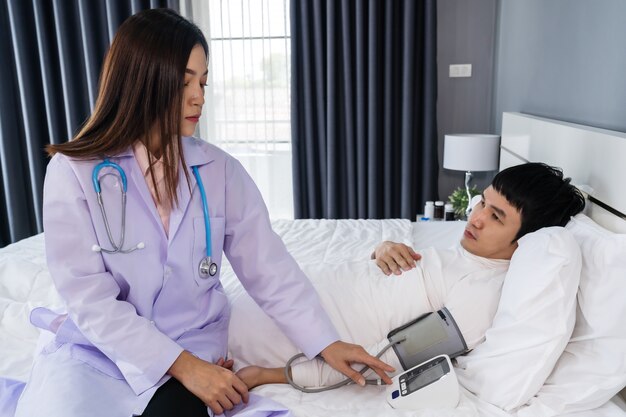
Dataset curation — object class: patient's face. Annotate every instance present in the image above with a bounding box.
[460,186,522,260]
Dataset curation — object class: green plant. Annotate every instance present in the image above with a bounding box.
[448,186,481,218]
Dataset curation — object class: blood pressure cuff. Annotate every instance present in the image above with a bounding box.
[387,307,468,371]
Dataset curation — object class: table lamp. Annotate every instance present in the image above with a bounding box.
[443,134,501,217]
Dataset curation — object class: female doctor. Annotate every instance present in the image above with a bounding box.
[15,8,392,417]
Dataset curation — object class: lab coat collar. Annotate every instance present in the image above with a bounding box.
[169,137,215,243]
[110,137,215,244]
[114,148,134,157]
[181,136,215,168]
[112,136,214,166]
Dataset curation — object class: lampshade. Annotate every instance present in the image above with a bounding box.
[443,134,501,172]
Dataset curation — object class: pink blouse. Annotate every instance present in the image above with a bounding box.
[132,142,171,236]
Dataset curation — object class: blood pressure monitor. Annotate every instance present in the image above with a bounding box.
[286,307,467,395]
[387,354,459,410]
[387,307,467,371]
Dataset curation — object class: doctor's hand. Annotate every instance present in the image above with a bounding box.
[168,351,249,415]
[320,341,395,386]
[371,241,421,276]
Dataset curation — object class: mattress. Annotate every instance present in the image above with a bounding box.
[0,219,624,417]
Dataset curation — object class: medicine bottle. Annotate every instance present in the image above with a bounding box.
[444,203,455,221]
[424,201,434,220]
[434,201,444,220]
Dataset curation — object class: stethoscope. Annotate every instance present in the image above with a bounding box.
[91,159,217,278]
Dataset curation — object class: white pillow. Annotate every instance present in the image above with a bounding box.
[455,227,582,412]
[517,214,626,417]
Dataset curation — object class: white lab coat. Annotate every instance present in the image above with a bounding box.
[14,137,338,416]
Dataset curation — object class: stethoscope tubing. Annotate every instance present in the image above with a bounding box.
[192,166,212,259]
[92,159,128,193]
[95,192,129,253]
[93,159,135,254]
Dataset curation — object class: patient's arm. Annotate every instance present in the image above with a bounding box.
[237,366,286,389]
[371,241,422,276]
[237,338,401,390]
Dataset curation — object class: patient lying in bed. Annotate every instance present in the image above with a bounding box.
[257,246,508,388]
[234,163,585,390]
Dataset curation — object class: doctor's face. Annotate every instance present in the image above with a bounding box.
[181,44,208,137]
[460,186,522,260]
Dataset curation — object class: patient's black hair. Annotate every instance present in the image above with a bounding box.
[491,162,586,241]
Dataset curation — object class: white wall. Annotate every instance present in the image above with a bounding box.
[494,0,626,134]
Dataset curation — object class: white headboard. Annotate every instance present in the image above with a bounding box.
[500,112,626,233]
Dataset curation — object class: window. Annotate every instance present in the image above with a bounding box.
[185,0,293,219]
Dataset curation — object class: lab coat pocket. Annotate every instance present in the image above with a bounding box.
[192,216,225,288]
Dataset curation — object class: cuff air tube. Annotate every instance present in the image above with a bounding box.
[387,307,468,371]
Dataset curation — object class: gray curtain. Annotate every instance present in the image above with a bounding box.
[291,0,438,219]
[0,0,179,247]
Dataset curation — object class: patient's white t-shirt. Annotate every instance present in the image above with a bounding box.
[420,245,510,349]
[291,245,510,387]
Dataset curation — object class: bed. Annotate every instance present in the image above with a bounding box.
[0,112,625,416]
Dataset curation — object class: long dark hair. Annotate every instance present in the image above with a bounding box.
[47,8,209,207]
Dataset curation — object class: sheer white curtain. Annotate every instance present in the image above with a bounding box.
[183,0,293,219]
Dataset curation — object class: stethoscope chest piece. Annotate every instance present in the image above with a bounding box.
[199,256,218,278]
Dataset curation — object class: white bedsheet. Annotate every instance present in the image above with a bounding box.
[0,219,624,417]
[0,234,63,382]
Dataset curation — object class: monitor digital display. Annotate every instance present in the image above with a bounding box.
[406,357,447,393]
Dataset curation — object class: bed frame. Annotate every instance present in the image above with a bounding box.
[500,112,626,234]
[500,112,626,402]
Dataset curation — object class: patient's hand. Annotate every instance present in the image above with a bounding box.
[216,357,234,370]
[168,351,248,415]
[371,241,421,276]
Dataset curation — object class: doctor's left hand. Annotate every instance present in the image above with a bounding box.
[320,341,395,386]
[168,351,249,415]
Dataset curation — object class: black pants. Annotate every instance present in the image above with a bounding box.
[139,378,208,417]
